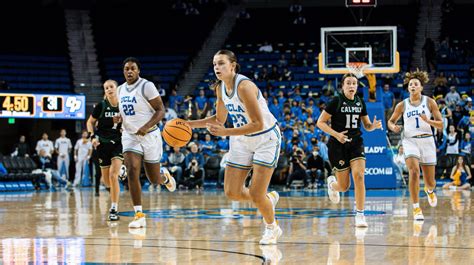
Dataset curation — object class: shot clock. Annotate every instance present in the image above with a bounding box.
[0,93,86,119]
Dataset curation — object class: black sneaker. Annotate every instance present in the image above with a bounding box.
[108,209,120,221]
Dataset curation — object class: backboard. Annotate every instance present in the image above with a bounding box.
[319,26,399,75]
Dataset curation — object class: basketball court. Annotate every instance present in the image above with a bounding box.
[1,189,472,264]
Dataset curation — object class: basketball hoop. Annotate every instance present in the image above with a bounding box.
[346,62,370,79]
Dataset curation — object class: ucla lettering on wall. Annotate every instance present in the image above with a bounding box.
[359,102,397,188]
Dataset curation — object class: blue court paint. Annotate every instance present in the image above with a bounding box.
[119,208,385,219]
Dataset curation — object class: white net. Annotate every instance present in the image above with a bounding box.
[346,62,369,78]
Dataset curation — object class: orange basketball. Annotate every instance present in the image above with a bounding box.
[162,118,192,147]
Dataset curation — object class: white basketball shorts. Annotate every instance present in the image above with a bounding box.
[227,124,281,170]
[402,136,436,165]
[122,127,163,164]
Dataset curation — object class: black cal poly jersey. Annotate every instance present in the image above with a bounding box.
[91,99,122,143]
[325,92,368,139]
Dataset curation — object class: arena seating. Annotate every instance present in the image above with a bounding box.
[0,4,72,92]
[92,0,225,91]
[0,155,43,191]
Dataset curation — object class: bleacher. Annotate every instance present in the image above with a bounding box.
[194,5,418,98]
[0,154,43,192]
[0,4,72,92]
[438,2,474,95]
[91,0,225,90]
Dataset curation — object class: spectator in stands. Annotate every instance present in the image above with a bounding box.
[446,125,460,160]
[278,54,288,68]
[268,65,281,81]
[181,158,204,190]
[289,53,298,67]
[460,132,472,163]
[200,133,216,157]
[12,135,30,157]
[443,155,471,190]
[277,90,287,108]
[54,129,72,180]
[269,97,282,121]
[452,104,466,129]
[285,147,309,190]
[306,145,326,189]
[216,136,229,154]
[300,52,313,67]
[35,149,71,190]
[382,84,395,122]
[191,132,200,144]
[258,41,273,53]
[281,67,292,81]
[445,86,461,108]
[35,132,54,158]
[322,80,335,95]
[168,146,185,184]
[438,99,452,130]
[442,0,455,14]
[195,89,208,118]
[185,142,205,172]
[165,102,178,121]
[393,145,408,180]
[318,135,329,162]
[434,72,448,87]
[255,67,269,82]
[422,38,436,72]
[447,73,460,86]
[290,100,302,118]
[435,127,448,155]
[73,130,93,187]
[168,88,184,113]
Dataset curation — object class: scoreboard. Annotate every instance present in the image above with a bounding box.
[0,93,86,120]
[346,0,377,7]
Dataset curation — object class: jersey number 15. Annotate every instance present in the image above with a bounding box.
[345,114,359,129]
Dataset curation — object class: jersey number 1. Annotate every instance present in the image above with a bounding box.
[415,117,420,128]
[345,114,359,129]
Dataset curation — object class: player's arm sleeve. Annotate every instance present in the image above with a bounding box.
[91,102,103,119]
[143,82,160,101]
[324,97,339,116]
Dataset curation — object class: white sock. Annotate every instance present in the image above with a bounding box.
[413,203,419,209]
[356,209,364,216]
[426,189,433,193]
[110,203,118,211]
[265,220,277,229]
[134,205,143,213]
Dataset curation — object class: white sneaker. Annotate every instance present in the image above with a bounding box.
[128,212,146,228]
[259,245,282,263]
[161,167,176,192]
[267,191,280,212]
[259,225,283,245]
[413,207,424,221]
[355,214,368,227]
[327,175,340,203]
[355,227,368,243]
[424,187,437,207]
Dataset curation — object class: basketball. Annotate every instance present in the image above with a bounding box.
[162,118,192,147]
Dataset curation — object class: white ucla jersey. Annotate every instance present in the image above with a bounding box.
[118,78,160,134]
[403,96,433,137]
[221,74,277,134]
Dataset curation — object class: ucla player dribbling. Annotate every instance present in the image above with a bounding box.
[116,57,176,229]
[187,50,282,245]
[388,70,443,220]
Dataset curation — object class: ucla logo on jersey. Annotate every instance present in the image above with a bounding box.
[121,96,137,103]
[406,109,425,118]
[226,104,245,113]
